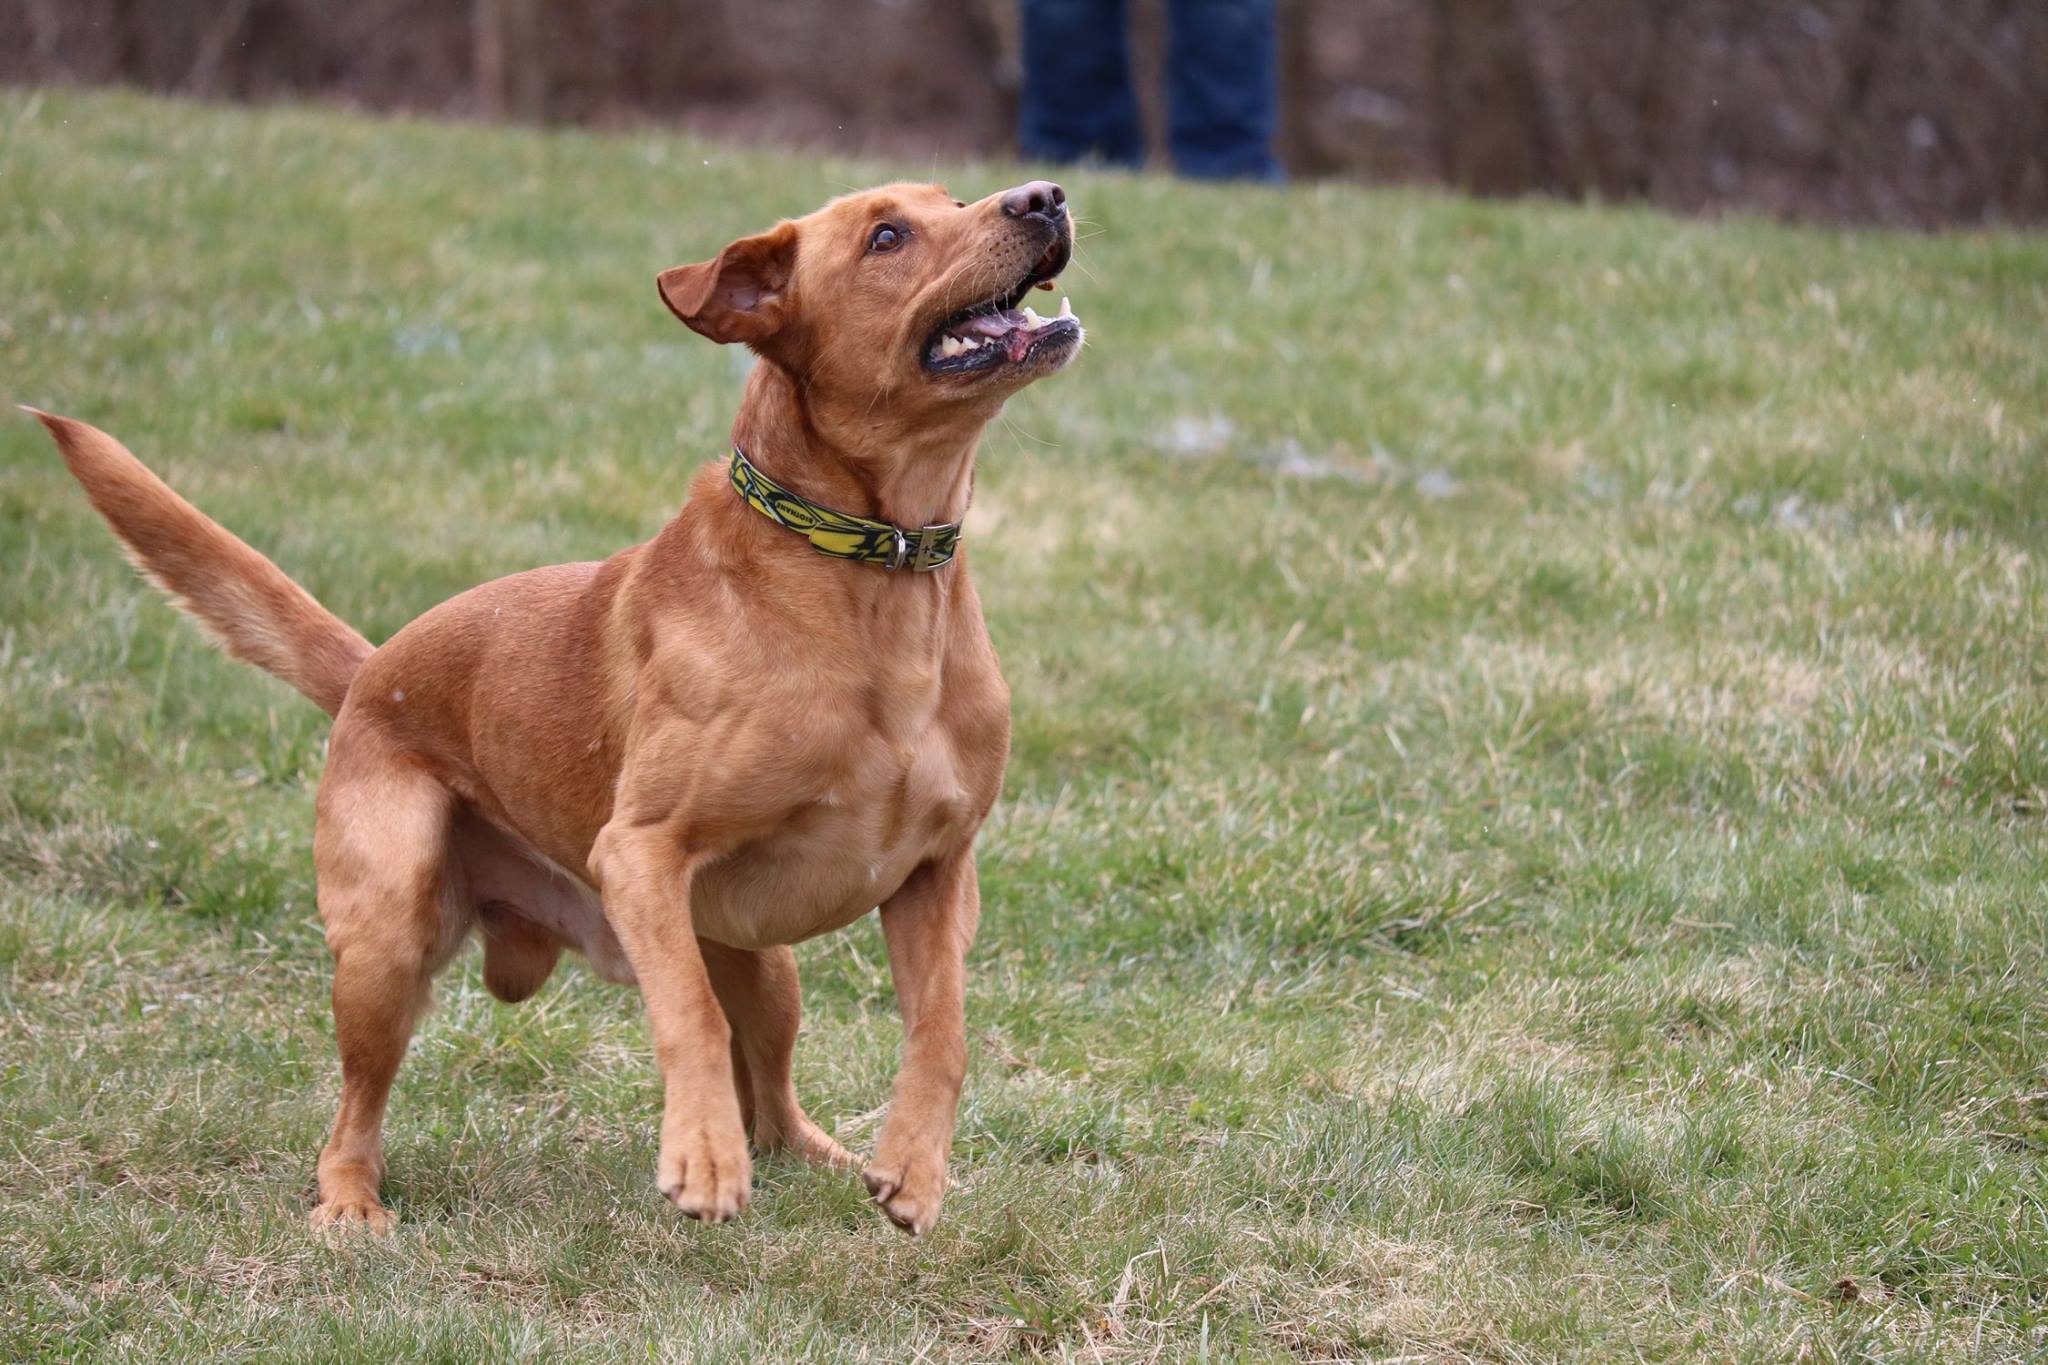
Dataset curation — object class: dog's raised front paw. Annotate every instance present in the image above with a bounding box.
[861,1147,948,1236]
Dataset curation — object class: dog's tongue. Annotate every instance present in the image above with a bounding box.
[962,308,1043,360]
[963,309,1023,338]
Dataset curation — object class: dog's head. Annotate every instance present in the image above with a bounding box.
[658,181,1082,410]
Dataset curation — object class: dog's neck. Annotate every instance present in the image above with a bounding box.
[728,362,991,532]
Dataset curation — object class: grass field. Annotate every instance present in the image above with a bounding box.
[2,87,2045,1361]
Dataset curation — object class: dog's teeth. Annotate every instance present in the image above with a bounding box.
[1058,296,1074,319]
[1021,306,1044,330]
[939,336,964,358]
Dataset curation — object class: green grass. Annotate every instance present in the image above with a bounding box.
[2,87,2045,1361]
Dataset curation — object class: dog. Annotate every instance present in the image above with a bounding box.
[29,178,1081,1236]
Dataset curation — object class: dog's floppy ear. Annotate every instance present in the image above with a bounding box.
[657,222,799,346]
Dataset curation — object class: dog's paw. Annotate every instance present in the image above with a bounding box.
[309,1194,397,1235]
[657,1119,752,1222]
[861,1147,948,1236]
[759,1114,860,1172]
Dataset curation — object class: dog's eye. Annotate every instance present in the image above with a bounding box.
[868,224,905,254]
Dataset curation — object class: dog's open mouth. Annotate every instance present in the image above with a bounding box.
[922,244,1083,378]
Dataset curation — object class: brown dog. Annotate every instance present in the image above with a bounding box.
[30,178,1081,1236]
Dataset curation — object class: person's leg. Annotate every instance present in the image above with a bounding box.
[1166,0,1283,180]
[1019,0,1145,168]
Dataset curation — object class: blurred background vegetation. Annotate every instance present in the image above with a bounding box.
[3,0,2043,228]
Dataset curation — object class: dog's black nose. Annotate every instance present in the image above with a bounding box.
[1000,180,1066,221]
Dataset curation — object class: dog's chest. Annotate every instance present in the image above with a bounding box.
[688,717,983,949]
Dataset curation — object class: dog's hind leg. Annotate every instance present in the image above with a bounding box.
[702,940,856,1171]
[308,736,465,1232]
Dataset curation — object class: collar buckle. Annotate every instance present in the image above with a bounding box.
[886,525,949,573]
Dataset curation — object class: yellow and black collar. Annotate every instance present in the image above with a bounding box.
[729,446,961,572]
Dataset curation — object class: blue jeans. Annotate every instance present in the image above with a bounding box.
[1018,0,1282,181]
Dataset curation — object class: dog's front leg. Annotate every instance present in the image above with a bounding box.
[591,819,751,1221]
[865,849,981,1235]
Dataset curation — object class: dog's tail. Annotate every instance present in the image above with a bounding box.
[26,409,372,716]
